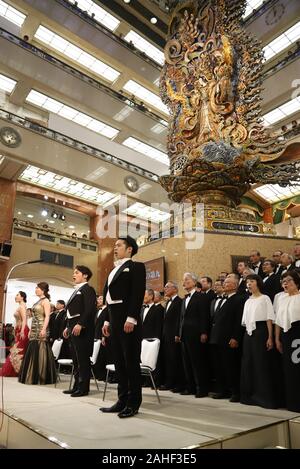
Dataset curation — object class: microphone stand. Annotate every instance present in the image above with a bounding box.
[1,260,43,324]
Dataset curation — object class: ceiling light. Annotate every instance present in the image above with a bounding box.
[59,213,66,221]
[254,184,300,203]
[26,90,119,139]
[150,17,157,24]
[41,209,48,217]
[124,0,131,3]
[27,214,34,218]
[44,195,48,200]
[69,225,75,229]
[243,0,264,19]
[17,211,21,215]
[49,220,55,224]
[51,211,58,219]
[263,20,300,62]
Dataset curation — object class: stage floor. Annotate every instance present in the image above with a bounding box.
[0,377,299,449]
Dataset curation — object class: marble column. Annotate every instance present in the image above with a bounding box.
[0,179,17,321]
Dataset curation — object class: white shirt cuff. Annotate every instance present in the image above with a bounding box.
[104,321,110,326]
[126,316,137,325]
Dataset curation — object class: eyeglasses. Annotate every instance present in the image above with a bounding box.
[281,278,294,284]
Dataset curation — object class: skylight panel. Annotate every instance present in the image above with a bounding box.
[263,97,300,126]
[123,137,169,166]
[123,80,169,115]
[243,0,264,19]
[0,0,26,27]
[35,25,120,82]
[19,165,118,205]
[26,89,119,139]
[263,21,300,62]
[0,73,17,93]
[254,184,300,203]
[68,0,120,31]
[124,30,164,65]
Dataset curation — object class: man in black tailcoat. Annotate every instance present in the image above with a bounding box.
[100,236,146,418]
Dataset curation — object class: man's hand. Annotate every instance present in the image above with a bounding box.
[63,328,69,339]
[200,333,208,343]
[124,321,134,333]
[175,336,181,343]
[102,324,110,337]
[72,324,82,336]
[229,338,238,348]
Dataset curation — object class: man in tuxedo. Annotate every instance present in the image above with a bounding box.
[262,259,282,302]
[62,265,97,397]
[200,277,216,304]
[249,250,264,278]
[93,295,111,381]
[280,253,294,275]
[293,244,300,270]
[272,250,284,276]
[209,276,246,402]
[142,289,163,340]
[161,281,185,392]
[100,236,146,418]
[179,272,210,398]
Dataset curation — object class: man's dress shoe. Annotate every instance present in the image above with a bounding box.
[99,402,125,413]
[118,407,138,418]
[70,390,89,397]
[63,389,77,394]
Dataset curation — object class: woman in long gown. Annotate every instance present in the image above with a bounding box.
[0,291,29,377]
[275,270,300,412]
[240,275,280,408]
[19,282,56,385]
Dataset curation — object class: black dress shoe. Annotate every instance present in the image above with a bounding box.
[63,389,77,394]
[229,394,240,403]
[159,385,170,391]
[118,407,138,418]
[210,392,228,399]
[70,390,89,397]
[195,392,208,398]
[99,402,126,413]
[180,390,194,395]
[171,387,184,393]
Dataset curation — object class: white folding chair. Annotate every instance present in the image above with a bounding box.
[102,338,161,403]
[140,338,161,403]
[51,339,63,387]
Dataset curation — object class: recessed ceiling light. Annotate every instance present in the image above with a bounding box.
[17,211,22,215]
[69,225,75,229]
[124,0,131,3]
[150,17,157,24]
[27,214,34,218]
[41,209,48,217]
[44,195,48,200]
[49,220,55,224]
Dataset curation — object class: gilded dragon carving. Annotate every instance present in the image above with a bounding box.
[159,0,300,206]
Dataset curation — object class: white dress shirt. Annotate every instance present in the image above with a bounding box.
[185,289,196,308]
[242,294,275,335]
[166,294,178,312]
[143,303,154,322]
[105,258,137,326]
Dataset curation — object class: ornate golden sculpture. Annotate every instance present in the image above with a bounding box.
[159,0,300,208]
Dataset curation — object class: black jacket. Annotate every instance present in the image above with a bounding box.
[103,260,146,322]
[163,296,182,340]
[179,291,210,339]
[141,304,163,339]
[209,293,246,345]
[262,273,282,303]
[66,283,97,329]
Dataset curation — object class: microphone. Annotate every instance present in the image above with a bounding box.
[27,259,44,264]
